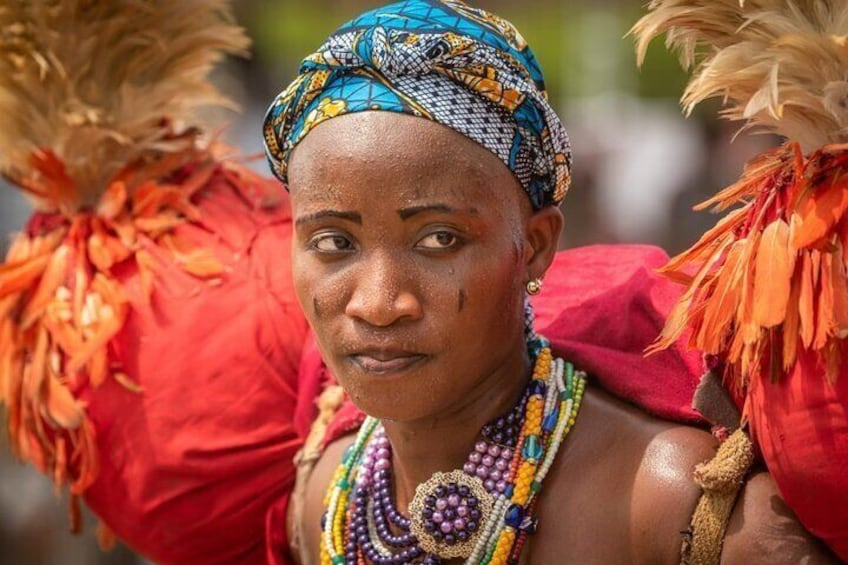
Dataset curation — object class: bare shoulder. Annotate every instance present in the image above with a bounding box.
[627,410,719,563]
[722,470,839,564]
[537,385,719,563]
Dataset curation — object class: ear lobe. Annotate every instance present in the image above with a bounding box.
[524,206,564,280]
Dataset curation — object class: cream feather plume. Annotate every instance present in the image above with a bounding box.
[0,0,249,210]
[632,0,848,152]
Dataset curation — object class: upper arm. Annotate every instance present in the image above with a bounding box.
[286,491,303,565]
[722,471,839,564]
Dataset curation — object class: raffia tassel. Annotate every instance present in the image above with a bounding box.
[684,429,755,565]
[650,142,848,387]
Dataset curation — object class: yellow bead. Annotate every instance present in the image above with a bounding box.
[491,529,517,565]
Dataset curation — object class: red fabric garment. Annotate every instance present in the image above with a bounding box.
[75,175,310,564]
[532,244,704,424]
[748,346,848,560]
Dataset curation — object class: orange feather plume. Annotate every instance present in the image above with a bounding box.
[634,1,848,393]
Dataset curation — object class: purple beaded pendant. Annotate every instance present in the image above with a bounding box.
[408,471,493,559]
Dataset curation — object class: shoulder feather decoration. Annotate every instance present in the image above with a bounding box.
[631,1,848,392]
[0,0,269,532]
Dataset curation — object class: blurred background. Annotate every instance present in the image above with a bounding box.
[0,0,778,563]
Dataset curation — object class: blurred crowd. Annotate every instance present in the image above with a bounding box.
[0,1,778,562]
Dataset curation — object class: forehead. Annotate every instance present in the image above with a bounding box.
[287,111,526,210]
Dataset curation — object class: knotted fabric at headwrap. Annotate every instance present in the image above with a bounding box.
[263,0,572,210]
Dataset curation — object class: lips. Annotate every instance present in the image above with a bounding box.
[349,348,427,375]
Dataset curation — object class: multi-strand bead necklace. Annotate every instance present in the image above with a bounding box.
[320,337,586,565]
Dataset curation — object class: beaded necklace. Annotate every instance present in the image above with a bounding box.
[320,337,586,565]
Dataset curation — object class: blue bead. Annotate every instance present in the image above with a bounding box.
[543,410,559,432]
[522,435,542,460]
[504,504,525,528]
[504,484,514,498]
[528,380,546,397]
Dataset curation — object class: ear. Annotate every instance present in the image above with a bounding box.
[523,206,563,281]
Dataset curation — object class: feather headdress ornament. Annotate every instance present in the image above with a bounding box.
[632,0,848,390]
[632,1,848,558]
[0,0,270,532]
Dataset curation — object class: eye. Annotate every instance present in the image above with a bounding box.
[311,233,356,253]
[416,230,461,250]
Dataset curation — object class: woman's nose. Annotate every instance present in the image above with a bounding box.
[344,253,423,327]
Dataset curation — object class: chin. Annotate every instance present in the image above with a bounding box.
[338,370,447,423]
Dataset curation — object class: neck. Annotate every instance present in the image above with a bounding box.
[382,339,532,512]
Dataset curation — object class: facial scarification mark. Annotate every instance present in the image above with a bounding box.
[458,288,466,312]
[313,296,321,317]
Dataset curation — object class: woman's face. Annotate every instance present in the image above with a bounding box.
[288,112,548,422]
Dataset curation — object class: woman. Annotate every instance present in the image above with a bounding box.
[262,1,834,563]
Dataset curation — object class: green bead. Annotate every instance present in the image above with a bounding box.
[333,557,345,565]
[338,478,350,490]
[530,480,543,494]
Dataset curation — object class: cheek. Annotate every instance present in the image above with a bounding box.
[291,251,348,326]
[428,241,526,342]
[464,242,524,310]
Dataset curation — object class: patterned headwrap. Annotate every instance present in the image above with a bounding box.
[263,0,572,210]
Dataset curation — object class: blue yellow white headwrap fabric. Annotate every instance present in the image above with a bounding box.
[263,0,572,210]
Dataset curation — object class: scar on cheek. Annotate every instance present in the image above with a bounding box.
[458,288,466,312]
[312,296,321,317]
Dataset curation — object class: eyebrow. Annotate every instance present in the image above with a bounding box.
[295,210,363,227]
[397,204,480,220]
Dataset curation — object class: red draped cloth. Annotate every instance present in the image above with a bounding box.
[76,178,310,564]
